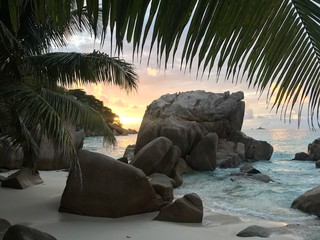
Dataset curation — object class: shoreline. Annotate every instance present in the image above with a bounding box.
[0,170,310,240]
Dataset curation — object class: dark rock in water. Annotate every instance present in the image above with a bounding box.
[236,225,271,238]
[291,186,320,217]
[59,150,164,218]
[0,168,8,173]
[230,173,273,183]
[154,193,203,223]
[0,219,11,240]
[230,165,273,183]
[293,152,312,161]
[187,133,218,171]
[309,138,320,160]
[149,173,175,202]
[3,224,57,240]
[1,168,43,189]
[229,131,273,161]
[293,138,320,161]
[316,160,320,168]
[240,164,261,174]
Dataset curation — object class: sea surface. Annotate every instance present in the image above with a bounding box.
[83,129,320,223]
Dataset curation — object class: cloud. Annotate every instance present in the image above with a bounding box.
[146,67,159,77]
[113,99,127,107]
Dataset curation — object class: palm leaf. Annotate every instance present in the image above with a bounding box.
[28,51,138,91]
[0,100,39,170]
[4,0,320,126]
[40,88,116,145]
[0,81,78,169]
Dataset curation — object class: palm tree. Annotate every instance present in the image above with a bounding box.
[0,0,138,171]
[4,0,319,128]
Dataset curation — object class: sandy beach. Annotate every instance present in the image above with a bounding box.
[0,170,303,240]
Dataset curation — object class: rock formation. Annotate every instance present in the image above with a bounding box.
[148,173,175,202]
[291,186,320,217]
[293,138,320,161]
[154,193,203,223]
[132,90,273,174]
[3,224,57,240]
[59,150,165,218]
[1,168,43,189]
[0,219,11,239]
[0,124,85,170]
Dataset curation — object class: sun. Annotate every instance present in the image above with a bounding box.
[114,116,142,130]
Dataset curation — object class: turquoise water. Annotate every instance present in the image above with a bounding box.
[83,129,320,223]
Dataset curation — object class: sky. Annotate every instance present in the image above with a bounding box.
[60,32,310,131]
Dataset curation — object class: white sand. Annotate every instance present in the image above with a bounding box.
[0,171,301,240]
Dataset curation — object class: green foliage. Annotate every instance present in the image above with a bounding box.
[67,88,119,125]
[0,0,138,170]
[3,0,320,127]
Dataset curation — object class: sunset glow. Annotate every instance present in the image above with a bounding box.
[62,32,310,130]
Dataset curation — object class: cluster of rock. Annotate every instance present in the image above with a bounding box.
[107,123,138,136]
[3,90,320,224]
[59,90,272,221]
[0,123,85,171]
[131,91,272,176]
[59,149,203,222]
[293,138,320,168]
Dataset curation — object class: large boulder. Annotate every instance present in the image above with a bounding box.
[136,91,245,155]
[308,139,320,160]
[1,168,43,189]
[291,186,320,217]
[149,173,175,202]
[134,91,272,172]
[170,158,189,187]
[293,138,320,161]
[131,137,181,176]
[59,150,164,218]
[229,131,273,161]
[236,225,272,238]
[216,139,245,168]
[154,193,203,223]
[187,132,218,171]
[0,219,11,240]
[0,125,85,170]
[38,126,85,170]
[3,225,56,240]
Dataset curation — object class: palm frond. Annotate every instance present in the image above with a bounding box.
[4,0,320,127]
[0,100,40,170]
[40,88,116,144]
[0,81,78,169]
[0,20,26,80]
[28,50,138,91]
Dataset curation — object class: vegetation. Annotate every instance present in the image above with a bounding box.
[67,88,120,126]
[2,0,320,170]
[0,1,138,170]
[4,0,320,127]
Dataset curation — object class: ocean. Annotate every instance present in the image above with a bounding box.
[83,129,320,223]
